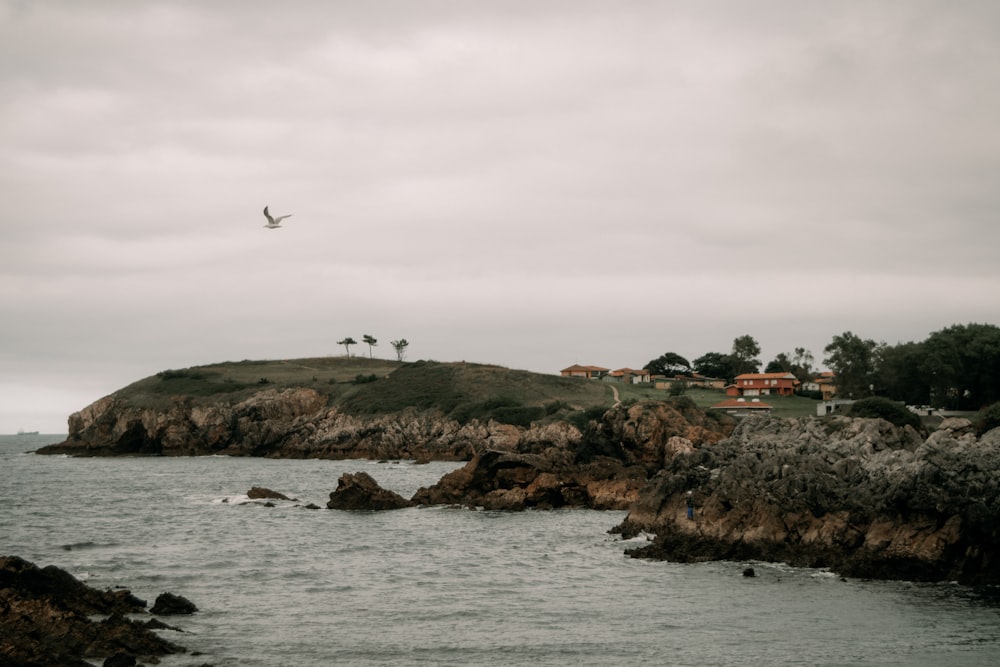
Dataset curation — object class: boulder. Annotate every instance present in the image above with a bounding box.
[326,472,413,510]
[150,591,198,615]
[247,486,295,501]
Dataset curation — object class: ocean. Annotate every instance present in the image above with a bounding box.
[2,433,999,666]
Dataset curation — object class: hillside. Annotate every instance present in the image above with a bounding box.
[112,357,617,427]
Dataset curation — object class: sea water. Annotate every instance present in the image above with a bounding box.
[2,434,999,666]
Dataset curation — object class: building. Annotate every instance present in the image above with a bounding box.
[559,364,610,379]
[711,398,774,417]
[726,372,799,397]
[605,368,652,384]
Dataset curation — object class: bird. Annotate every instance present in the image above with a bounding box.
[263,205,293,228]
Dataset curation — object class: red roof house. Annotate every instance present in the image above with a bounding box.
[725,372,799,397]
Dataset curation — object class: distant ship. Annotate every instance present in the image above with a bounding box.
[17,429,40,436]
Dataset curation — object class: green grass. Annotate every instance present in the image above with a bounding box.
[114,357,617,425]
[113,358,830,423]
[617,384,822,418]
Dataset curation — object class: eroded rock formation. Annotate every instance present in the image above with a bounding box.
[37,389,583,461]
[327,472,414,510]
[0,556,193,666]
[615,416,1000,585]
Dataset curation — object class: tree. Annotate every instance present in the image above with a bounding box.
[730,335,761,376]
[792,347,815,381]
[875,341,930,406]
[362,334,378,360]
[766,348,815,381]
[765,352,793,374]
[692,352,734,381]
[645,352,692,377]
[823,331,879,399]
[920,323,1000,410]
[338,337,357,358]
[390,339,409,362]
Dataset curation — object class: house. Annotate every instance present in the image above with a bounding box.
[711,398,773,417]
[814,372,837,400]
[559,364,610,379]
[606,368,652,384]
[817,399,854,416]
[725,372,799,397]
[654,374,725,391]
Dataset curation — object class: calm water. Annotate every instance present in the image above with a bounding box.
[2,434,999,666]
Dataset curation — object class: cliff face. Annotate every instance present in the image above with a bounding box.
[616,415,1000,585]
[40,388,583,460]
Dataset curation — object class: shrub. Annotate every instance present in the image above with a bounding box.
[848,397,922,431]
[353,374,378,384]
[973,401,1000,436]
[490,405,546,428]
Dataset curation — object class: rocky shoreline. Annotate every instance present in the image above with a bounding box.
[34,389,1000,585]
[0,556,204,667]
[614,415,1000,585]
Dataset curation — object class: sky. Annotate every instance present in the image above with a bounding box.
[3,0,1000,433]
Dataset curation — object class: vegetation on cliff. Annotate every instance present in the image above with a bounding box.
[117,358,615,428]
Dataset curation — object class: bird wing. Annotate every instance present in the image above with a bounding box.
[274,214,293,223]
[263,206,275,224]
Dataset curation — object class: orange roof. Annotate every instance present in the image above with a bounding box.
[734,372,797,380]
[711,399,773,410]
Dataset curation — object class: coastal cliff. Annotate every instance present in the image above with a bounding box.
[39,387,586,460]
[615,415,1000,585]
[32,358,1000,584]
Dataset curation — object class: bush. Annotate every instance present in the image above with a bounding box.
[848,397,922,431]
[353,374,378,384]
[490,405,546,428]
[973,402,1000,436]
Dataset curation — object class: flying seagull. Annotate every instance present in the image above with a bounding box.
[263,205,293,228]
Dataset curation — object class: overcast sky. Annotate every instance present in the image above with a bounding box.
[3,1,1000,433]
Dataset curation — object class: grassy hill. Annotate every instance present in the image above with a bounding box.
[112,356,825,426]
[113,357,617,427]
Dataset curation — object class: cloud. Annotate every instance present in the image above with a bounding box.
[2,1,999,432]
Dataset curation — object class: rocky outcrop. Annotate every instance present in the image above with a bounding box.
[247,486,295,501]
[37,389,585,460]
[326,472,413,510]
[407,400,734,511]
[149,592,198,615]
[615,415,1000,585]
[411,449,647,510]
[0,556,192,666]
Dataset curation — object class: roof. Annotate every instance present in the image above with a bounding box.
[733,372,798,380]
[560,364,610,373]
[711,399,773,410]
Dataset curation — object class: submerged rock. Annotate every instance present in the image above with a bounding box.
[326,472,413,510]
[247,486,295,501]
[150,591,199,615]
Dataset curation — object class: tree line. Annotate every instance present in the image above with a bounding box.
[336,335,410,362]
[645,322,1000,410]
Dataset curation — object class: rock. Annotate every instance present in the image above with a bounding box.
[411,449,647,510]
[617,414,1000,585]
[103,651,137,666]
[247,486,295,500]
[150,591,198,615]
[326,472,413,510]
[742,567,756,577]
[0,556,186,666]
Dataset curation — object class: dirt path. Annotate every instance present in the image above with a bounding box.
[610,384,621,406]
